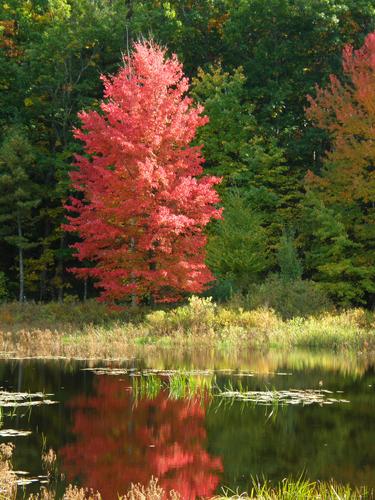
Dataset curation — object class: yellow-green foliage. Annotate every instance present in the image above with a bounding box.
[0,298,374,357]
[146,296,216,336]
[146,297,279,346]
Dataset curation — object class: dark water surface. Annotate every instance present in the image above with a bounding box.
[0,349,374,499]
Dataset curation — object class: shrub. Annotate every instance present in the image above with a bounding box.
[146,296,216,336]
[244,275,333,319]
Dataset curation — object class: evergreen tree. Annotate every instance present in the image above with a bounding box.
[0,127,40,301]
[206,194,269,293]
[277,230,302,282]
[301,193,373,305]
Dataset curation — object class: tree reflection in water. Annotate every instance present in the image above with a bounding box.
[60,376,223,499]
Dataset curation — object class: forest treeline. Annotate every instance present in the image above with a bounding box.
[0,0,374,309]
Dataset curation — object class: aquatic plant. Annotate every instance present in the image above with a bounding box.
[132,374,163,402]
[218,387,350,406]
[0,391,57,408]
[167,372,214,400]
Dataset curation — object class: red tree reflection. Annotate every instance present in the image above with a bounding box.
[60,376,223,499]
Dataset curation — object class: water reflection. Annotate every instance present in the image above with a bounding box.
[0,350,374,497]
[60,376,223,499]
[132,347,375,377]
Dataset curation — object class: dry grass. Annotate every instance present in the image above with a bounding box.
[29,486,102,499]
[0,443,16,500]
[122,478,180,500]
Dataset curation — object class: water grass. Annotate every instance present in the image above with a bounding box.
[168,372,213,400]
[216,476,374,499]
[132,374,163,401]
[132,371,214,401]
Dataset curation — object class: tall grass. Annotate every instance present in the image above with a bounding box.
[0,297,374,358]
[216,476,373,499]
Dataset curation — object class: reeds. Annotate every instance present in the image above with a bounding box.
[132,371,214,402]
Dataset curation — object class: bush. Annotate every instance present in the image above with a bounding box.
[146,296,216,336]
[244,274,333,319]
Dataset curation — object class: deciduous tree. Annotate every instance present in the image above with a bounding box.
[64,41,221,304]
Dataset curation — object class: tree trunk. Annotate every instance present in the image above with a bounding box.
[17,213,24,303]
[125,0,133,52]
[83,277,88,302]
[56,233,65,303]
[130,236,136,308]
[39,218,51,301]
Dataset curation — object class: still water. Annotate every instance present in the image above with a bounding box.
[0,349,374,499]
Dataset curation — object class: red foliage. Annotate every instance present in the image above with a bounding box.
[64,41,221,303]
[60,376,223,499]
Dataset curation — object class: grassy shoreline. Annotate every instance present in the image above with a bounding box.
[0,297,374,359]
[0,444,373,500]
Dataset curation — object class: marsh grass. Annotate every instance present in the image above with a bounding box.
[216,476,374,499]
[0,298,374,359]
[168,372,213,400]
[131,372,214,402]
[128,370,350,408]
[132,374,163,401]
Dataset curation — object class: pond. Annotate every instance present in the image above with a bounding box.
[0,349,374,499]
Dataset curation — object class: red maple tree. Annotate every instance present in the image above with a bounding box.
[64,41,221,303]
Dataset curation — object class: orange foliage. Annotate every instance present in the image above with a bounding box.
[306,32,375,206]
[0,20,21,57]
